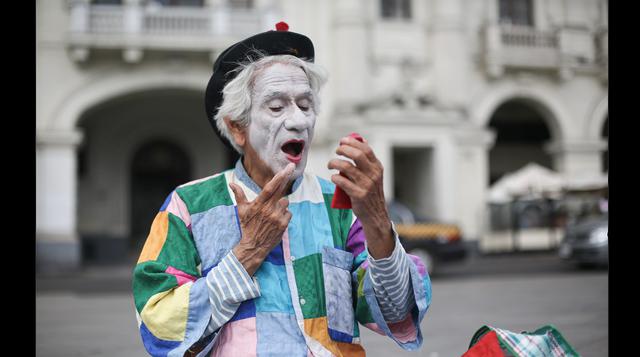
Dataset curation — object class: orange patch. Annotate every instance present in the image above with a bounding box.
[303,317,342,356]
[303,318,365,356]
[137,211,169,264]
[336,341,366,357]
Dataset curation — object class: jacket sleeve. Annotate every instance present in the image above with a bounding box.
[347,218,432,350]
[132,190,259,357]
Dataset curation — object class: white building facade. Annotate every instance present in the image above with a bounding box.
[36,0,608,271]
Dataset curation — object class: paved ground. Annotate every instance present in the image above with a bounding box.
[36,251,608,356]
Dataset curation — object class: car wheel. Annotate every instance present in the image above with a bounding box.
[410,248,435,276]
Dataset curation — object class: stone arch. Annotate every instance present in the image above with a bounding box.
[470,84,570,143]
[49,71,207,131]
[586,94,608,139]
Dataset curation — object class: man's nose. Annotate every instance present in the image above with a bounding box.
[283,107,311,132]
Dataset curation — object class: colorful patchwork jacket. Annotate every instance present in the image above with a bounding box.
[133,161,432,356]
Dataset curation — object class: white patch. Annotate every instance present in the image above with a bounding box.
[247,63,316,180]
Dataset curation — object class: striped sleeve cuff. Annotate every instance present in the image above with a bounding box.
[204,250,261,334]
[367,222,415,323]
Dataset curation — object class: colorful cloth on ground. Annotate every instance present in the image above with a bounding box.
[132,160,432,356]
[465,325,581,357]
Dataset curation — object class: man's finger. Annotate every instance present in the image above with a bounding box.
[277,197,289,211]
[335,144,373,173]
[258,163,295,203]
[229,183,248,205]
[327,158,370,184]
[331,174,364,199]
[339,136,377,162]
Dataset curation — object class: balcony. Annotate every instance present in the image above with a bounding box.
[483,23,605,80]
[67,1,279,63]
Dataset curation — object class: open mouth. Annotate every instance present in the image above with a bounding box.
[281,140,305,162]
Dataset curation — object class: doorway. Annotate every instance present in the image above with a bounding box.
[130,139,192,253]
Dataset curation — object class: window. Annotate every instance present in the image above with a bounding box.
[499,0,533,26]
[381,0,411,20]
[229,0,253,9]
[149,0,204,6]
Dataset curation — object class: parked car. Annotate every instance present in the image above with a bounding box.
[388,200,467,275]
[558,213,608,268]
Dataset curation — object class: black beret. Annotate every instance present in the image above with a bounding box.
[204,21,315,150]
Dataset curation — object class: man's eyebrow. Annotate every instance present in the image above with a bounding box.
[262,91,313,101]
[262,91,287,101]
[296,91,314,100]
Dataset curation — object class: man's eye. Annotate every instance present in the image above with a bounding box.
[270,106,284,112]
[297,101,311,111]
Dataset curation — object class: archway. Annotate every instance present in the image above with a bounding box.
[130,140,192,251]
[75,88,235,264]
[488,99,554,185]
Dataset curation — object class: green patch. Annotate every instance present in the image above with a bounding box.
[322,193,353,249]
[355,267,366,297]
[355,295,374,324]
[293,253,326,319]
[176,174,233,215]
[156,213,201,276]
[132,261,178,313]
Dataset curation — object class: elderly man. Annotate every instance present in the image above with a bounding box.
[133,22,431,357]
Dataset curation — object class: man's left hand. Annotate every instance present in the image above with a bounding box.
[328,136,395,259]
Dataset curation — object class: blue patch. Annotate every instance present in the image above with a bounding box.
[328,328,353,343]
[256,312,307,356]
[191,205,241,270]
[254,261,294,314]
[317,176,336,195]
[287,201,334,259]
[230,299,256,322]
[265,242,285,265]
[159,191,174,212]
[140,322,180,357]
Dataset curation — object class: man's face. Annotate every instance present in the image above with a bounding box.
[245,62,316,179]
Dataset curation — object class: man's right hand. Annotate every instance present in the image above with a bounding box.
[230,163,295,276]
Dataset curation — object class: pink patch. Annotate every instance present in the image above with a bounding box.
[210,318,257,357]
[407,254,427,276]
[165,191,191,227]
[365,314,417,343]
[388,314,417,343]
[165,266,197,286]
[281,230,291,260]
[365,323,385,336]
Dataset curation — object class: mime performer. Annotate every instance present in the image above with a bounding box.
[133,21,431,357]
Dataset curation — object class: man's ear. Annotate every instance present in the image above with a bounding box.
[224,117,247,148]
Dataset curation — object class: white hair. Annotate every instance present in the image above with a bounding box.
[213,52,328,153]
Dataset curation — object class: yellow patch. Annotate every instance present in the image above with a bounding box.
[140,282,192,341]
[137,211,169,264]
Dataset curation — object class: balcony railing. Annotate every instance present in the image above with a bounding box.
[67,2,278,62]
[499,24,557,48]
[483,23,604,80]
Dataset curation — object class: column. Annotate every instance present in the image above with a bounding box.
[68,0,90,62]
[123,0,143,63]
[36,130,84,272]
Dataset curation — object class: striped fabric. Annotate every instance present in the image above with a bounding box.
[132,159,432,356]
[204,251,261,334]
[367,231,415,323]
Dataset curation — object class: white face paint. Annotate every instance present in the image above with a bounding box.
[247,62,316,179]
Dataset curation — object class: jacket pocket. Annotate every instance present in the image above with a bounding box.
[322,246,355,343]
